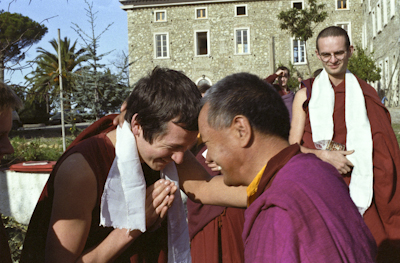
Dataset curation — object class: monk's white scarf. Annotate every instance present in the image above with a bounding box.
[100,121,191,263]
[309,69,373,215]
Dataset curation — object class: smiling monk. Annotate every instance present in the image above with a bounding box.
[290,26,400,262]
[198,72,376,262]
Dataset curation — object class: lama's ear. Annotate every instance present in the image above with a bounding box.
[231,115,252,148]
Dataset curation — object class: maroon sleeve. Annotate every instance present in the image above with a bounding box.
[0,215,12,263]
[264,74,278,84]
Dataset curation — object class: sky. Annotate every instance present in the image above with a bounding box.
[3,0,128,85]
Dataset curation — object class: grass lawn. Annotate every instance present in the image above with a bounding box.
[393,123,400,147]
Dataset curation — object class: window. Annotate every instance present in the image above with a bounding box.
[383,0,388,25]
[376,1,382,32]
[378,61,383,86]
[372,8,376,37]
[155,10,166,22]
[154,33,169,58]
[196,77,212,87]
[235,28,250,54]
[335,22,351,43]
[337,0,347,9]
[390,0,395,18]
[362,23,367,49]
[195,30,209,56]
[235,5,247,16]
[196,8,207,19]
[384,58,389,87]
[293,39,306,64]
[292,1,303,9]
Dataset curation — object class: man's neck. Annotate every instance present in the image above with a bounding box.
[242,135,290,186]
[328,74,345,87]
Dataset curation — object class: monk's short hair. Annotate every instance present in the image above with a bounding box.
[277,66,290,77]
[124,67,202,144]
[0,82,23,113]
[202,72,290,140]
[316,26,351,51]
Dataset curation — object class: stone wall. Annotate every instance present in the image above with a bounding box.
[124,0,364,85]
[363,0,400,106]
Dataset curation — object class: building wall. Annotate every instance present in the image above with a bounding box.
[124,0,363,85]
[363,0,400,106]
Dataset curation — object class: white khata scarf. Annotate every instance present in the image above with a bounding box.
[309,69,373,215]
[100,121,191,263]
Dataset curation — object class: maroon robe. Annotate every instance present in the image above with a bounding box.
[243,144,376,262]
[0,215,12,263]
[265,73,294,121]
[302,77,400,261]
[21,116,168,263]
[187,144,245,263]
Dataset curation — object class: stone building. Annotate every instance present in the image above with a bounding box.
[362,0,400,106]
[119,0,364,86]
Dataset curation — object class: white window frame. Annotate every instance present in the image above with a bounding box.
[376,1,382,33]
[372,8,376,37]
[378,61,384,87]
[362,22,367,49]
[291,0,304,9]
[292,38,307,65]
[384,57,389,87]
[195,7,208,19]
[235,4,248,17]
[234,27,250,55]
[154,33,169,59]
[194,30,210,57]
[368,0,371,13]
[383,0,388,26]
[390,0,395,18]
[336,0,349,10]
[154,10,167,22]
[335,22,352,43]
[195,76,213,86]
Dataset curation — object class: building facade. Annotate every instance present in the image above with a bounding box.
[362,0,400,106]
[120,0,391,95]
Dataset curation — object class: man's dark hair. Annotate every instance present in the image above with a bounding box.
[277,66,290,77]
[0,82,23,113]
[198,83,211,94]
[316,26,351,51]
[125,67,202,143]
[202,72,290,140]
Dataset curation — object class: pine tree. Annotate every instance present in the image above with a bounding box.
[72,0,130,119]
[0,11,47,82]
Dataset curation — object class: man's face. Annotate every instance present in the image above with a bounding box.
[278,70,289,88]
[134,119,198,171]
[0,109,14,160]
[316,36,353,79]
[198,104,242,186]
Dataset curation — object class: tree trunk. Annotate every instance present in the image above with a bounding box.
[0,55,5,83]
[304,41,312,77]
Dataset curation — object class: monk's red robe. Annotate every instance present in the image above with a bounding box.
[265,73,294,121]
[243,144,376,262]
[187,144,245,263]
[302,77,400,261]
[21,116,168,263]
[0,215,12,263]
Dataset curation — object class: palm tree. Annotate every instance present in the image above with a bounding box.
[25,37,88,111]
